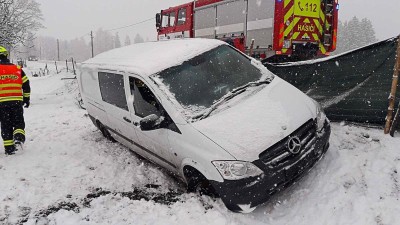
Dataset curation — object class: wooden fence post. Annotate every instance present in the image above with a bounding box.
[55,61,59,74]
[390,102,400,136]
[66,59,69,72]
[384,36,400,134]
[72,58,76,75]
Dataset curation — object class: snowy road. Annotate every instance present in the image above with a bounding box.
[0,62,399,225]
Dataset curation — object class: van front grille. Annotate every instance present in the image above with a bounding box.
[258,119,317,168]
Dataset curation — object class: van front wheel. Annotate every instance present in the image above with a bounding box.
[187,175,216,197]
[97,121,116,142]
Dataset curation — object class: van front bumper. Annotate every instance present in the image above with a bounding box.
[210,121,331,212]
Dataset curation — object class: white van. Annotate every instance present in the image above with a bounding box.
[78,39,330,213]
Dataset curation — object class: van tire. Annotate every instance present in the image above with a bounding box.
[103,127,116,142]
[185,167,216,197]
[97,121,116,142]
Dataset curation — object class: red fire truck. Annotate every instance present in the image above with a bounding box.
[156,0,339,61]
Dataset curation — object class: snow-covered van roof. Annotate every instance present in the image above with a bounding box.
[82,38,225,76]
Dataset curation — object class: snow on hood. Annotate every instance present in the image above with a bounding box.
[82,39,224,76]
[192,77,317,162]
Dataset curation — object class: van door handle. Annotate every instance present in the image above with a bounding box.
[123,117,131,123]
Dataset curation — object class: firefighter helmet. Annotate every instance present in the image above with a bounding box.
[0,46,8,57]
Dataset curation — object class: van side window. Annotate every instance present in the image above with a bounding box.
[98,72,128,111]
[132,78,161,118]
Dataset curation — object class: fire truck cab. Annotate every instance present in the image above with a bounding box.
[156,0,339,61]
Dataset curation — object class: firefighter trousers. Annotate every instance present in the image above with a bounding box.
[0,101,26,149]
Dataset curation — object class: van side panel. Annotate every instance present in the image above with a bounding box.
[79,66,108,127]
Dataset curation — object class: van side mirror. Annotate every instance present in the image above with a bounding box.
[140,114,164,131]
[156,13,162,29]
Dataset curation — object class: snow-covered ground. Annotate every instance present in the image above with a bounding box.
[0,62,399,225]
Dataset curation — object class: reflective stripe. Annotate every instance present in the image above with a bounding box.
[284,0,291,8]
[0,96,23,102]
[3,140,14,147]
[22,76,29,83]
[314,19,323,35]
[284,4,294,23]
[319,43,327,54]
[292,32,301,40]
[0,90,22,95]
[13,129,25,135]
[0,65,23,100]
[0,83,22,88]
[23,93,30,97]
[284,17,300,37]
[312,33,319,42]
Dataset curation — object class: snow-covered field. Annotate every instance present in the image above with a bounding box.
[0,62,399,225]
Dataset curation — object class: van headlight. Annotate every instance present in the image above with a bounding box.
[314,100,327,132]
[212,161,263,180]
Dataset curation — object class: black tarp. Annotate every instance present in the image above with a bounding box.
[264,36,400,124]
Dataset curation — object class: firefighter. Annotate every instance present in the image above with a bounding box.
[0,46,30,155]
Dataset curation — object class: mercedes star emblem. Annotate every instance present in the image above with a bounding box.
[287,136,302,154]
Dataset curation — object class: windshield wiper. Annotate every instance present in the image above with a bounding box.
[192,79,272,121]
[231,79,271,94]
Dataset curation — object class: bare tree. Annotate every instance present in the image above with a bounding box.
[0,0,43,48]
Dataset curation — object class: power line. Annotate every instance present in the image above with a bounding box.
[104,17,154,32]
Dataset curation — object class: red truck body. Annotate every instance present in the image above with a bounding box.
[156,0,339,60]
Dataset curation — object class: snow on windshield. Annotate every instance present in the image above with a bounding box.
[152,45,274,119]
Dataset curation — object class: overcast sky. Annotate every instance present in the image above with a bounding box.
[36,0,400,42]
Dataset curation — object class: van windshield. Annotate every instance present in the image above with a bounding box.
[154,45,269,114]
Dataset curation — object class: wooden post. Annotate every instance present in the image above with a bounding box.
[72,58,76,75]
[66,59,69,72]
[57,39,60,61]
[390,102,400,136]
[55,61,59,74]
[91,31,94,58]
[384,36,400,134]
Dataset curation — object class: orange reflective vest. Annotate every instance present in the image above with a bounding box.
[0,65,23,102]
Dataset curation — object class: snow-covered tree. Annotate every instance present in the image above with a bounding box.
[360,18,378,46]
[94,28,114,55]
[69,37,91,62]
[124,35,131,46]
[0,0,43,48]
[134,34,144,44]
[114,32,121,48]
[35,36,57,60]
[335,16,378,54]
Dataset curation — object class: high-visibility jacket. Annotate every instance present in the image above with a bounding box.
[0,64,29,103]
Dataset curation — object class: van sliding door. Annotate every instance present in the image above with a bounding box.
[98,72,138,146]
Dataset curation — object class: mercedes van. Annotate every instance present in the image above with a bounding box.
[78,39,330,212]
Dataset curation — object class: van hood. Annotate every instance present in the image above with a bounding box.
[191,77,317,162]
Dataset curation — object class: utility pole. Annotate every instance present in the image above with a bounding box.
[91,31,94,58]
[57,39,59,61]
